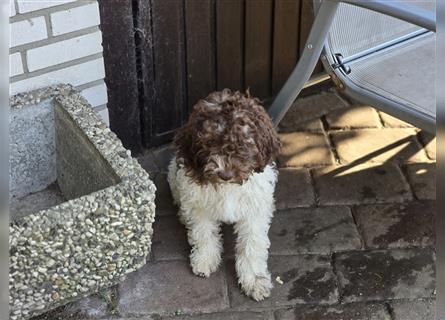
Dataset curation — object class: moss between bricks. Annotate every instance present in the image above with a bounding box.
[9,85,156,320]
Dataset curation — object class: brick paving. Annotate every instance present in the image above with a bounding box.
[36,90,436,320]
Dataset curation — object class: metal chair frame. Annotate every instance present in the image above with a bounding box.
[268,0,436,134]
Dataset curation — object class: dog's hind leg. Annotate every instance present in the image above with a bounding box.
[234,214,273,301]
[182,212,223,278]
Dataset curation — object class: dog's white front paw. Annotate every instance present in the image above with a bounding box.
[190,251,220,278]
[241,274,273,301]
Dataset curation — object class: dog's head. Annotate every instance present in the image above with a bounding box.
[174,89,281,185]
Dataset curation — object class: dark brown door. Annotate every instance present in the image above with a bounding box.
[99,0,318,154]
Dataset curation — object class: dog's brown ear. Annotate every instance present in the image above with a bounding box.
[173,123,194,167]
[254,111,282,169]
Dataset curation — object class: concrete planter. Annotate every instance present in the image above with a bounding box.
[9,85,156,320]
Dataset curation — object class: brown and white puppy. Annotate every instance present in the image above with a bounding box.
[168,89,281,301]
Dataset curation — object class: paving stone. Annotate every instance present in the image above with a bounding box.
[331,129,427,164]
[152,215,190,261]
[379,112,414,128]
[354,202,435,249]
[418,132,436,160]
[154,172,178,216]
[62,293,110,319]
[313,163,412,205]
[152,144,175,172]
[279,118,323,132]
[164,311,271,319]
[104,316,161,320]
[275,302,390,320]
[275,168,315,210]
[137,152,159,177]
[278,132,334,167]
[222,224,236,259]
[335,249,435,302]
[326,105,381,129]
[270,207,361,254]
[278,91,349,130]
[390,299,435,320]
[404,163,436,200]
[226,255,338,309]
[118,260,229,316]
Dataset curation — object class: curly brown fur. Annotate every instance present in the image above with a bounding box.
[173,89,281,185]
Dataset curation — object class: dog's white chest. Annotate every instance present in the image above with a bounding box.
[168,158,278,224]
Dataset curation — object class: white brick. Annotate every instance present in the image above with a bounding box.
[27,31,103,71]
[10,57,105,95]
[97,108,109,126]
[10,0,16,16]
[17,0,76,13]
[51,2,100,36]
[9,53,24,77]
[80,82,108,107]
[10,17,47,47]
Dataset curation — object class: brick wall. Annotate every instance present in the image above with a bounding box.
[9,0,109,124]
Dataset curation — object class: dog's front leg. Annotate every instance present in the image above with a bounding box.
[182,211,222,278]
[234,216,272,301]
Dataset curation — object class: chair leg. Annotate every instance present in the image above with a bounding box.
[268,0,339,127]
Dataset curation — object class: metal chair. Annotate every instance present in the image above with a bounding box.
[268,0,436,134]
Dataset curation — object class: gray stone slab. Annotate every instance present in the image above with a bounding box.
[313,163,412,205]
[275,302,390,320]
[390,299,435,320]
[278,132,334,167]
[354,202,435,249]
[62,293,110,319]
[326,105,381,129]
[107,312,271,320]
[10,99,57,198]
[404,163,436,200]
[164,311,271,320]
[335,249,435,302]
[331,129,427,164]
[154,173,178,216]
[279,118,323,133]
[152,215,189,261]
[152,145,175,173]
[137,152,160,178]
[10,183,65,220]
[275,168,315,210]
[418,132,436,160]
[379,112,414,128]
[117,260,229,317]
[278,91,349,129]
[222,225,236,259]
[270,207,362,254]
[226,255,338,309]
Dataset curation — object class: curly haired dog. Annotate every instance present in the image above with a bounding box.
[167,89,281,301]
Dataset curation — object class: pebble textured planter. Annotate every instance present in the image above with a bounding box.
[9,85,156,320]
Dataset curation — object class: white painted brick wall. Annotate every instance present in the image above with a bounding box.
[98,109,109,124]
[80,82,108,108]
[27,31,103,71]
[9,1,109,125]
[11,58,105,95]
[17,0,77,13]
[10,0,16,17]
[10,53,24,77]
[51,2,100,36]
[10,17,47,47]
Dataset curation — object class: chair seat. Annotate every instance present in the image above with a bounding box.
[347,32,435,119]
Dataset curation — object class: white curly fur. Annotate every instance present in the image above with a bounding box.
[167,156,278,301]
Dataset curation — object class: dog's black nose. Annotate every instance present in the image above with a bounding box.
[218,170,234,181]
